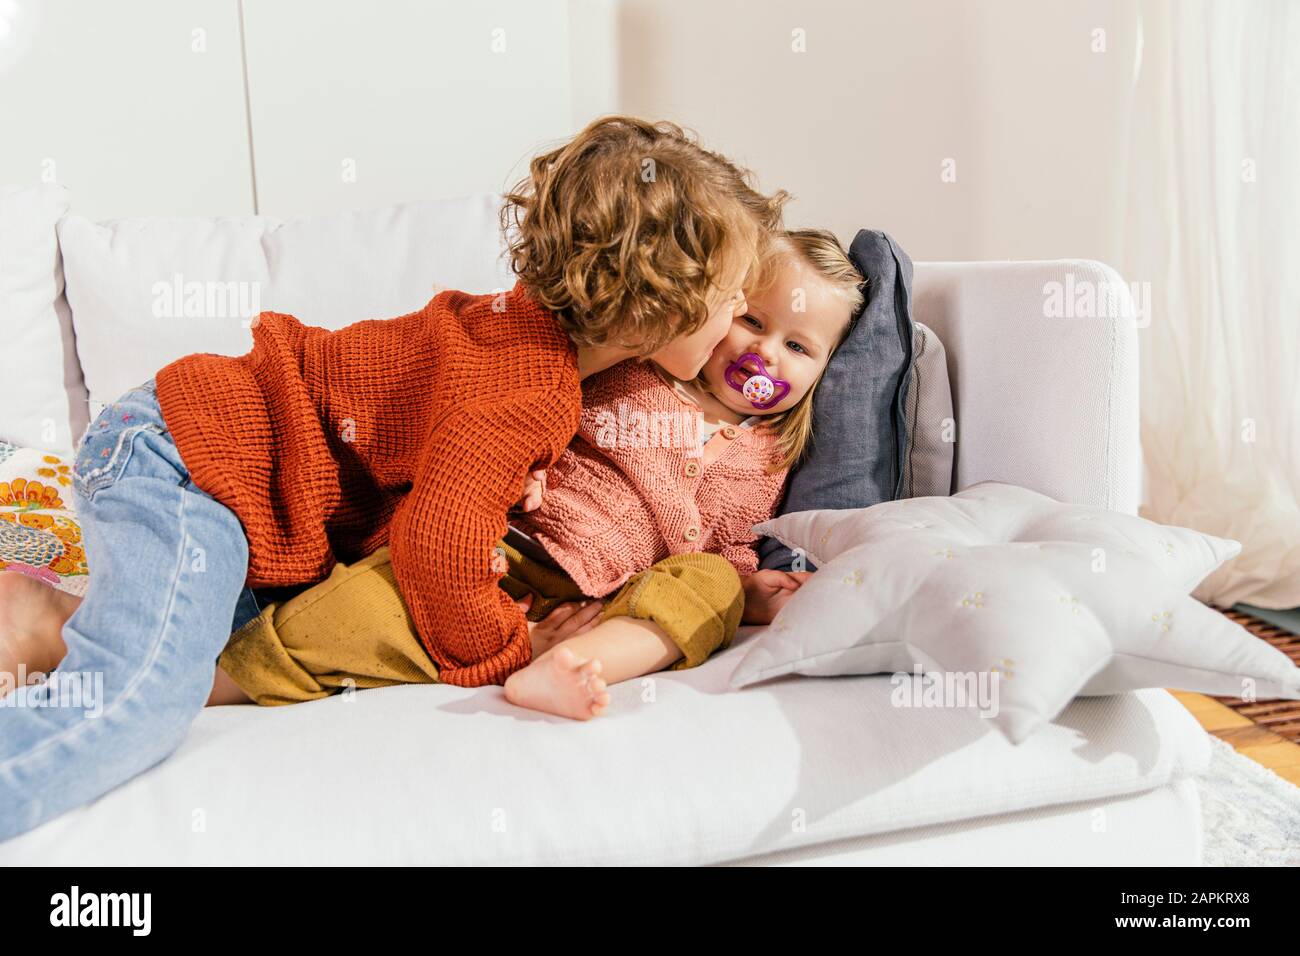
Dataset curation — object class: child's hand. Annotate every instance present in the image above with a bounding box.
[514,592,604,658]
[740,569,814,625]
[517,468,547,513]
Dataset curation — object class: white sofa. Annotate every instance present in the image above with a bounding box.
[0,184,1209,866]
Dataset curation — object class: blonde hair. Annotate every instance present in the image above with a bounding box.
[754,229,866,472]
[502,115,789,354]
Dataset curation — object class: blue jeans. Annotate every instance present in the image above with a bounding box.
[0,379,254,841]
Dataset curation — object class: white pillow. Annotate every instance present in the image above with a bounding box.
[0,184,87,453]
[732,481,1300,744]
[57,193,514,418]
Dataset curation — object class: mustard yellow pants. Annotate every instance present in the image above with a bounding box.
[217,540,744,706]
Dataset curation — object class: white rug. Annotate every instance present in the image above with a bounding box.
[1199,733,1300,866]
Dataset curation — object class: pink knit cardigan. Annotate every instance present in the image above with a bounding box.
[513,359,790,597]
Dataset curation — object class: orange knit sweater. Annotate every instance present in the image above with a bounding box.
[154,280,582,686]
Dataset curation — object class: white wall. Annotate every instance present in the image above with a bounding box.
[614,0,1139,263]
[0,0,599,220]
[1,0,1138,266]
[0,0,252,219]
[241,0,583,217]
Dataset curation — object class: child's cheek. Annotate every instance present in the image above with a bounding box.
[785,374,811,405]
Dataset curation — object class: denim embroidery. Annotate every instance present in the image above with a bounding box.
[73,423,166,501]
[72,382,167,502]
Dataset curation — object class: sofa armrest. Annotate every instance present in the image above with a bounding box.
[912,260,1140,515]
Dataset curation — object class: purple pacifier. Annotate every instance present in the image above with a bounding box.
[723,352,790,410]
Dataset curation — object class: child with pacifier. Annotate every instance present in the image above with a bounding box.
[206,229,866,720]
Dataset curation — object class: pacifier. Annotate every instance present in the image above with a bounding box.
[723,353,790,410]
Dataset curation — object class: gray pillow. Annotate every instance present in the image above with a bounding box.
[757,229,916,573]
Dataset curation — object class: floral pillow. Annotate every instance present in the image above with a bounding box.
[0,441,88,595]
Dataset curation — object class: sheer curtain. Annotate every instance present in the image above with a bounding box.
[1119,0,1300,609]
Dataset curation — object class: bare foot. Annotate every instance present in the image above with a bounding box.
[0,571,81,697]
[503,645,611,720]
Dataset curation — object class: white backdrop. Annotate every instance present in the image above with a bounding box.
[0,0,1141,256]
[0,0,598,219]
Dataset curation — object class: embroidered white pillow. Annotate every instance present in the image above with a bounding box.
[731,481,1300,744]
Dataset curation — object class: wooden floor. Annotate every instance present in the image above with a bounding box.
[1170,689,1300,787]
[1171,606,1300,786]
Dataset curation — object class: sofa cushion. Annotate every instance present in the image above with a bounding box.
[57,193,514,419]
[0,642,1210,865]
[0,185,87,453]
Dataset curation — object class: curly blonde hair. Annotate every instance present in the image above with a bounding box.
[502,115,789,354]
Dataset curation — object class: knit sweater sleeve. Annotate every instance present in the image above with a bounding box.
[386,387,578,687]
[720,539,761,577]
